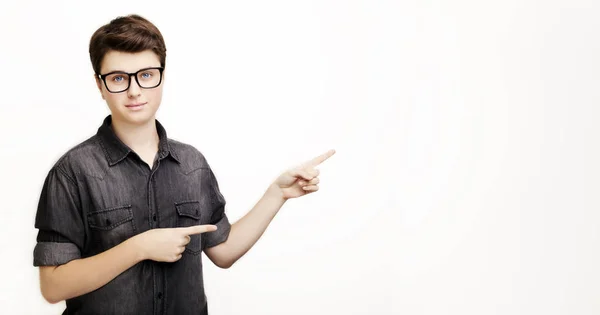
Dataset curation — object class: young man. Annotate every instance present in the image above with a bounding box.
[33,14,335,315]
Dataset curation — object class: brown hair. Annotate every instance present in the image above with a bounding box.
[89,14,167,75]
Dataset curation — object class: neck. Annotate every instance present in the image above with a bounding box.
[110,116,160,154]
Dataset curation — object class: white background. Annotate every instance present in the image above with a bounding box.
[0,0,599,314]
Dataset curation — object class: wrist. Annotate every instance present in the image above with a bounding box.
[265,183,287,204]
[127,233,147,262]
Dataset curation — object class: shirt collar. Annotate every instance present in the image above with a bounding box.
[96,115,180,166]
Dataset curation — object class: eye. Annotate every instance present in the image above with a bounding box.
[141,72,153,79]
[112,75,125,82]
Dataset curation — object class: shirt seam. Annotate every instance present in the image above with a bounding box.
[55,165,78,187]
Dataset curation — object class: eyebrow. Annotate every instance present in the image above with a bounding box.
[100,66,162,75]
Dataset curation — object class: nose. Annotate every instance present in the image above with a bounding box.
[127,74,142,98]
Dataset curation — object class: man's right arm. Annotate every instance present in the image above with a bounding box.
[39,235,143,304]
[39,225,216,304]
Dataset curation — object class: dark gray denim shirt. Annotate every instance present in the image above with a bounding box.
[33,115,231,315]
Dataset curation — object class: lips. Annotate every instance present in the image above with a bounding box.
[125,102,147,108]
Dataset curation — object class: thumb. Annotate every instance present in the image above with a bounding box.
[288,168,313,181]
[180,224,218,235]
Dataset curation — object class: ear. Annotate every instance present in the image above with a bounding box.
[94,75,105,100]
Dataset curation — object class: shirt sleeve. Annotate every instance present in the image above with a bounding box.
[202,167,231,249]
[33,166,85,267]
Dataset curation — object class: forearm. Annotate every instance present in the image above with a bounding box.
[40,236,143,304]
[213,184,287,266]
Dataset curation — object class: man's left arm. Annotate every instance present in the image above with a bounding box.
[204,149,336,268]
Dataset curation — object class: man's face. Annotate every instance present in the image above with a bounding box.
[95,50,164,126]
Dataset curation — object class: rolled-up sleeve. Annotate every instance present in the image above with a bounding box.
[203,167,231,249]
[33,166,84,266]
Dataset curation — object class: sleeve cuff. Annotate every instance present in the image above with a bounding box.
[33,242,81,266]
[203,215,231,249]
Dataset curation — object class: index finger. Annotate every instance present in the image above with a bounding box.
[306,149,336,166]
[180,225,218,235]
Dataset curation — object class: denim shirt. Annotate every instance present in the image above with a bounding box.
[33,115,231,315]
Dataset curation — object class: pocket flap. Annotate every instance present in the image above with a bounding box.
[88,205,133,230]
[176,201,201,220]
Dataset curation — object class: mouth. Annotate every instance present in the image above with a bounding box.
[125,102,147,109]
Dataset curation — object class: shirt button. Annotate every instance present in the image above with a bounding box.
[157,292,163,299]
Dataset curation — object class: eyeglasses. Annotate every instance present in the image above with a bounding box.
[98,67,164,93]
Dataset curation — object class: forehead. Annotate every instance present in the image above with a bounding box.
[100,50,161,73]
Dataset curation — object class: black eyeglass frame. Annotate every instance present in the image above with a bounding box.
[97,66,165,93]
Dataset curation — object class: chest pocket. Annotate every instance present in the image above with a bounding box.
[175,200,205,255]
[87,205,136,252]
